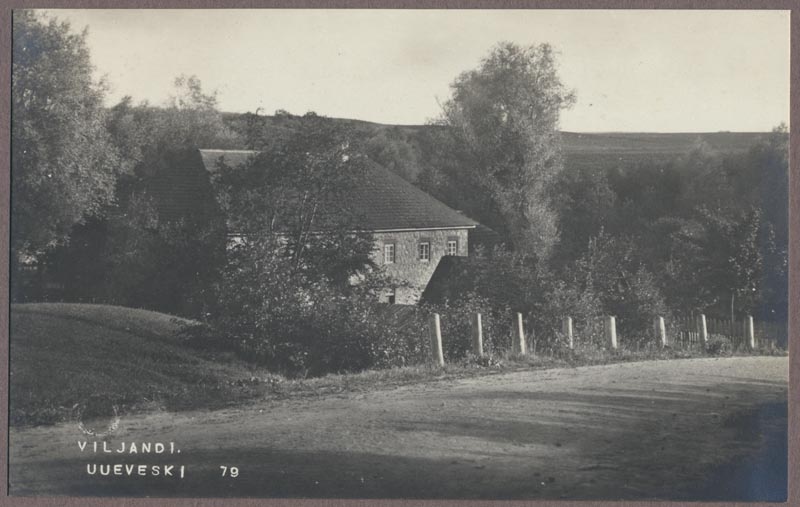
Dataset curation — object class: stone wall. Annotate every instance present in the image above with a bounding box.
[372,228,470,304]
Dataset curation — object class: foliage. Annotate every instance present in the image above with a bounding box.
[105,198,226,317]
[364,127,424,182]
[550,126,788,325]
[212,114,375,283]
[551,167,617,269]
[211,237,427,377]
[540,280,605,348]
[704,334,733,356]
[429,42,575,258]
[41,77,237,316]
[208,116,434,376]
[106,75,242,170]
[44,191,227,317]
[11,11,125,259]
[572,231,670,343]
[423,245,585,352]
[424,293,513,361]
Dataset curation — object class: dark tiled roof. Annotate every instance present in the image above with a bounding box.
[197,149,478,231]
[199,149,258,174]
[469,223,503,252]
[419,255,473,304]
[140,149,222,224]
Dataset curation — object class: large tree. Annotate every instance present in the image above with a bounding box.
[43,76,239,315]
[212,113,375,286]
[431,42,575,259]
[11,10,125,258]
[207,115,399,375]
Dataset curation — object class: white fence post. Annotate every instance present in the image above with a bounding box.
[656,316,667,347]
[605,316,618,350]
[472,313,484,357]
[699,314,708,344]
[429,313,444,367]
[747,315,756,349]
[514,312,527,355]
[563,316,574,350]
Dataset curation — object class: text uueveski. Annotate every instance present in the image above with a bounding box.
[79,441,185,478]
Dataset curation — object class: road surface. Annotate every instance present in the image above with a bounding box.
[9,356,788,500]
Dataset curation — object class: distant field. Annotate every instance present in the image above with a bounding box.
[561,131,768,171]
[9,303,273,426]
[560,131,766,154]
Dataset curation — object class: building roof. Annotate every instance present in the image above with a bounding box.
[419,255,473,304]
[197,149,478,231]
[199,149,259,174]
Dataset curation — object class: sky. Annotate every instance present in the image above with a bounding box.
[43,9,790,132]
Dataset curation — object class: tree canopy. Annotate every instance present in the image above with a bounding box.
[428,42,576,259]
[11,10,125,258]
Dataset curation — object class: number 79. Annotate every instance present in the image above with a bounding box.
[220,466,239,477]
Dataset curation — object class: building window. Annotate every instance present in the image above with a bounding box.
[447,239,458,256]
[383,242,395,264]
[418,242,430,262]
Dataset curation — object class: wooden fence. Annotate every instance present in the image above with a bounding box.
[673,315,787,350]
[425,311,786,366]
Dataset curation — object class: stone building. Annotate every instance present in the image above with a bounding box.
[197,149,478,304]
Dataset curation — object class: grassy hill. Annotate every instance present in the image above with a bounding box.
[9,303,274,426]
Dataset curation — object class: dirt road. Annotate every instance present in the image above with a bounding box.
[9,356,788,500]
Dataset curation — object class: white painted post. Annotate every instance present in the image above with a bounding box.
[656,316,667,348]
[605,316,618,350]
[472,313,484,357]
[429,313,445,367]
[563,316,574,350]
[699,314,708,344]
[747,315,756,349]
[515,312,527,355]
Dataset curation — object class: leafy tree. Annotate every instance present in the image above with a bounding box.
[11,10,125,259]
[658,128,788,321]
[551,167,617,268]
[213,114,375,283]
[572,231,669,343]
[431,42,576,258]
[421,245,559,352]
[45,77,238,315]
[206,116,428,375]
[102,190,226,317]
[106,75,241,173]
[671,206,773,321]
[364,128,423,182]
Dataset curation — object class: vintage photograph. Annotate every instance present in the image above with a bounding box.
[7,8,790,501]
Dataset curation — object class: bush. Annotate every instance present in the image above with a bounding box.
[705,334,733,356]
[207,237,432,377]
[423,293,512,362]
[539,281,605,351]
[571,232,672,348]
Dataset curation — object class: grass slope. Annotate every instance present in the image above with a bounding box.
[9,303,272,426]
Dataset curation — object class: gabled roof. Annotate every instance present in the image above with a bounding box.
[197,149,478,231]
[199,149,258,174]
